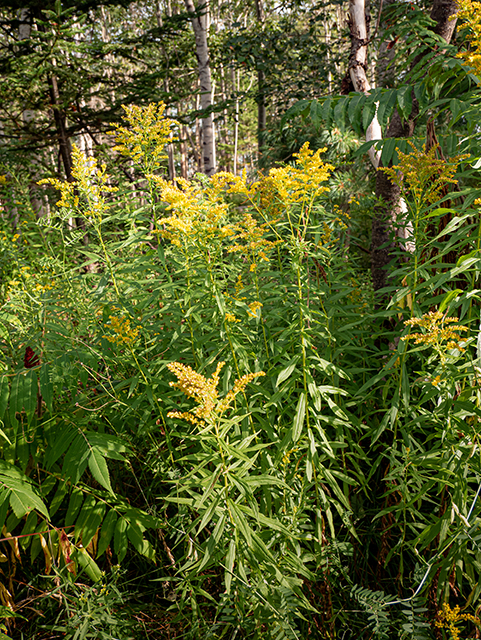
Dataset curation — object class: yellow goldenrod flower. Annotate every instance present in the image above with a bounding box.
[109,103,177,172]
[39,145,116,222]
[104,315,139,346]
[457,0,481,77]
[435,602,480,640]
[228,212,281,268]
[431,374,442,387]
[167,361,265,424]
[381,142,467,206]
[402,311,468,364]
[151,174,232,248]
[403,311,467,349]
[267,142,333,204]
[235,274,247,301]
[247,301,262,317]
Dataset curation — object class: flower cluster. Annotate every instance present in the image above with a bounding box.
[402,311,468,364]
[39,146,116,222]
[24,346,40,368]
[104,314,139,346]
[6,264,55,303]
[109,103,177,172]
[247,301,263,317]
[381,143,467,206]
[167,361,265,424]
[220,143,333,208]
[151,176,230,249]
[457,0,481,77]
[268,142,333,204]
[228,212,281,271]
[435,602,480,640]
[235,274,246,301]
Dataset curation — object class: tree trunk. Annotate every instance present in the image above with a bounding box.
[347,0,382,168]
[370,0,458,294]
[48,73,73,180]
[232,67,239,176]
[184,0,216,176]
[254,0,266,161]
[180,125,189,179]
[18,8,45,219]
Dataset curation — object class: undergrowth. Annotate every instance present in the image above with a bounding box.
[0,103,481,639]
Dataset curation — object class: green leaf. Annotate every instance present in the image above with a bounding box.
[313,356,349,379]
[0,377,9,422]
[97,510,117,557]
[75,547,102,582]
[197,495,221,535]
[7,477,49,519]
[347,94,365,135]
[432,214,469,242]
[49,483,67,517]
[45,422,77,469]
[292,393,306,442]
[114,516,128,562]
[281,99,310,127]
[309,99,323,129]
[225,539,236,594]
[0,605,26,621]
[127,522,155,560]
[23,370,37,426]
[450,98,461,123]
[318,385,349,396]
[65,488,84,526]
[8,374,22,433]
[423,207,458,220]
[276,356,300,386]
[401,364,410,409]
[396,85,413,120]
[88,447,114,495]
[377,89,397,127]
[39,365,53,414]
[63,434,90,483]
[229,501,252,546]
[362,99,376,131]
[439,289,463,314]
[380,137,397,167]
[76,497,106,547]
[322,96,333,127]
[86,432,129,460]
[0,490,10,534]
[333,97,347,132]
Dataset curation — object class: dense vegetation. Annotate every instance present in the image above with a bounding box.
[2,0,481,638]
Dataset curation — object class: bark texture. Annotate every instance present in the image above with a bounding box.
[348,0,382,168]
[48,73,73,180]
[371,0,458,294]
[184,0,216,176]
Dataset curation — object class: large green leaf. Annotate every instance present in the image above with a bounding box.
[88,447,114,495]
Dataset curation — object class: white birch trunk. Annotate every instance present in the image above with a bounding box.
[184,0,216,176]
[348,0,381,168]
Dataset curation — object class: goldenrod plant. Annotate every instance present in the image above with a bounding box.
[2,102,481,638]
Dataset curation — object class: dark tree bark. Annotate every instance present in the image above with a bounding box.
[48,73,73,181]
[370,0,459,295]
